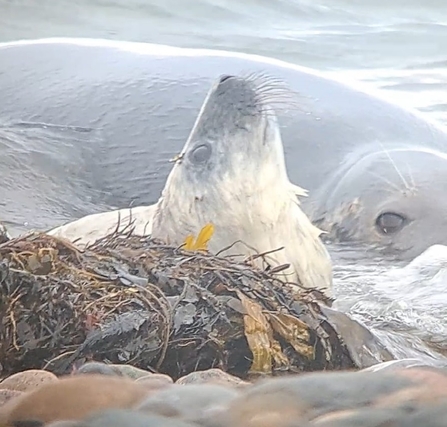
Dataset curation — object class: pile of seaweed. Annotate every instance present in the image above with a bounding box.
[0,228,356,381]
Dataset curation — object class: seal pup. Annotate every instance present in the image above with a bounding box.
[150,73,332,295]
[50,73,332,296]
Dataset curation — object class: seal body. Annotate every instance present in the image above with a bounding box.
[2,38,447,258]
[48,204,157,246]
[150,74,333,295]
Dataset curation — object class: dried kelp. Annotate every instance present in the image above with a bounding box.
[0,230,358,380]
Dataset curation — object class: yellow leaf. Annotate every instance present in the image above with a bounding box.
[183,235,195,251]
[268,312,314,360]
[183,223,215,252]
[237,291,273,375]
[193,223,215,251]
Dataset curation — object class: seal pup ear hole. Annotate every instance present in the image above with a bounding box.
[188,142,212,164]
[375,212,407,235]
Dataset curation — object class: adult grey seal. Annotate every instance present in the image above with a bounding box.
[2,38,447,259]
[51,74,333,296]
[309,146,447,259]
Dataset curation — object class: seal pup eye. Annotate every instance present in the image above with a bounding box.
[189,143,212,164]
[376,212,406,235]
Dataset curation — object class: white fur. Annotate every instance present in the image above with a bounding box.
[48,204,158,248]
[151,124,333,296]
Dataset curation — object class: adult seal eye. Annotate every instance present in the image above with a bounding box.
[189,143,212,164]
[376,212,406,235]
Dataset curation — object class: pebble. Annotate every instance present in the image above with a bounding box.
[77,408,200,427]
[107,364,159,380]
[74,362,173,384]
[137,383,241,425]
[386,366,447,405]
[311,403,447,426]
[0,369,58,392]
[0,389,23,408]
[74,362,121,377]
[220,369,415,427]
[2,365,447,427]
[135,374,174,394]
[0,374,151,426]
[176,369,249,388]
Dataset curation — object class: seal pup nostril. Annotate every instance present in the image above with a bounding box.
[218,75,235,84]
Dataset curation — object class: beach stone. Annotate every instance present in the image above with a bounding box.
[374,366,447,406]
[134,376,174,397]
[135,373,174,394]
[81,409,199,427]
[176,368,249,388]
[310,406,412,426]
[74,362,167,382]
[0,389,23,407]
[360,358,437,373]
[220,370,416,427]
[107,364,158,380]
[392,404,447,427]
[310,403,447,427]
[46,422,82,427]
[74,362,122,377]
[0,369,58,392]
[0,374,152,425]
[137,383,241,425]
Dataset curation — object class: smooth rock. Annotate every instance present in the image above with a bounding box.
[0,389,23,408]
[380,367,447,406]
[0,374,151,425]
[137,383,240,425]
[0,370,58,393]
[107,364,158,380]
[74,362,122,377]
[220,370,417,427]
[134,373,174,395]
[310,403,447,427]
[81,408,200,427]
[175,369,249,388]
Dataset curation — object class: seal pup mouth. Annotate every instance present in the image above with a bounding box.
[151,73,333,296]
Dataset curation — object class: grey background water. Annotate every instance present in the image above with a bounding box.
[2,0,447,365]
[3,0,447,125]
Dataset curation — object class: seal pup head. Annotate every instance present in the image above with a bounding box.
[151,73,333,296]
[310,146,447,260]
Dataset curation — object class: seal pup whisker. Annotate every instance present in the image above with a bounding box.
[151,73,333,296]
[235,71,308,116]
